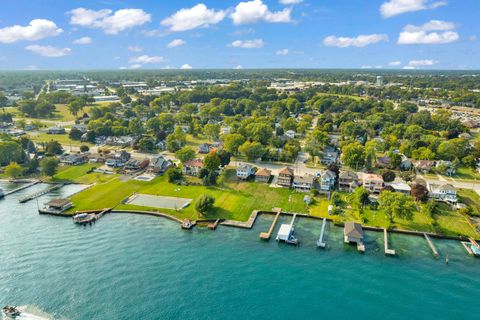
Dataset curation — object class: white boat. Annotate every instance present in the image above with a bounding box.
[276,224,299,245]
[2,306,21,318]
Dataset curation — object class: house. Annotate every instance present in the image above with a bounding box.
[125,159,149,171]
[361,173,384,193]
[114,150,131,163]
[60,153,88,165]
[319,170,337,191]
[400,156,412,170]
[255,168,272,183]
[385,179,411,195]
[156,140,167,151]
[43,198,73,213]
[277,167,294,187]
[105,158,124,168]
[105,136,135,147]
[198,143,211,154]
[236,163,255,180]
[47,126,65,134]
[72,124,88,133]
[427,183,457,203]
[320,151,339,165]
[284,130,296,139]
[338,171,359,192]
[436,160,457,176]
[344,222,364,245]
[413,160,435,173]
[292,175,315,192]
[376,156,391,168]
[221,126,231,135]
[148,156,174,174]
[182,159,203,176]
[459,132,472,140]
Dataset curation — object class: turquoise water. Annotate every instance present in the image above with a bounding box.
[1,182,480,320]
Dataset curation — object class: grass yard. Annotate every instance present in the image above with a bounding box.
[28,132,93,147]
[185,134,211,153]
[53,163,118,184]
[452,166,480,181]
[458,189,480,216]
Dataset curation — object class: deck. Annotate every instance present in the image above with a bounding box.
[384,229,396,256]
[316,218,327,248]
[208,219,220,230]
[259,208,281,240]
[424,233,439,258]
[18,184,63,203]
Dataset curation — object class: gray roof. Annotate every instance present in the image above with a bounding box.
[293,175,314,184]
[344,222,364,239]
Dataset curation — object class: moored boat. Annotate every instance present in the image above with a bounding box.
[73,213,96,224]
[181,219,193,229]
[2,306,20,318]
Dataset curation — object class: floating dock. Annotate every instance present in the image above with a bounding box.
[384,229,396,256]
[73,208,111,225]
[4,180,40,196]
[316,218,327,248]
[18,184,63,203]
[208,219,220,230]
[259,208,281,240]
[424,233,439,258]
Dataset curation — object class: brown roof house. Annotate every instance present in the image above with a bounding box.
[182,159,203,177]
[255,168,272,183]
[413,160,435,173]
[277,167,294,187]
[339,171,360,192]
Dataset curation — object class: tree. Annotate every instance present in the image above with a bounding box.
[0,141,24,166]
[5,162,23,178]
[411,183,429,202]
[80,145,90,153]
[222,133,245,155]
[238,141,265,161]
[353,187,369,210]
[204,123,221,141]
[166,167,182,183]
[40,157,59,176]
[175,147,196,163]
[203,151,221,171]
[67,99,85,117]
[195,195,215,215]
[45,140,63,155]
[216,149,231,167]
[399,170,416,182]
[341,141,365,169]
[378,191,416,223]
[69,128,83,140]
[137,137,156,153]
[128,118,145,135]
[381,170,396,182]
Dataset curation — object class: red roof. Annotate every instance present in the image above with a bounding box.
[184,159,203,167]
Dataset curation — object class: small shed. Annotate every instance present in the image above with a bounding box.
[344,222,364,244]
[276,224,293,242]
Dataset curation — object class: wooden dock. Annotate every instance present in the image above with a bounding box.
[384,229,396,256]
[4,180,40,196]
[259,208,282,240]
[18,184,63,203]
[316,218,327,248]
[461,241,474,255]
[424,233,439,258]
[208,219,220,230]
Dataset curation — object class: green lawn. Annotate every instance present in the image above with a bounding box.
[458,189,480,216]
[28,132,93,147]
[53,163,118,184]
[453,166,480,181]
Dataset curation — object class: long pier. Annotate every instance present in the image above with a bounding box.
[424,233,439,258]
[4,180,40,196]
[316,218,327,248]
[18,184,63,203]
[259,208,282,240]
[384,229,396,256]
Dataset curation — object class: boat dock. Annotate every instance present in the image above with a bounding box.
[208,219,220,230]
[73,208,111,225]
[384,229,396,256]
[259,208,281,240]
[18,184,63,203]
[316,218,327,248]
[4,180,40,196]
[424,233,439,258]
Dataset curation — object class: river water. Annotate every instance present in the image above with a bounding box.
[0,182,479,320]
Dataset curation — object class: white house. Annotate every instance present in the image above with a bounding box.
[319,170,336,191]
[236,163,255,180]
[284,130,296,139]
[427,183,457,203]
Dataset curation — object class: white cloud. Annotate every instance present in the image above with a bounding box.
[388,60,402,66]
[380,0,447,18]
[72,36,92,45]
[68,8,151,35]
[229,39,264,48]
[129,55,165,64]
[279,0,303,4]
[407,59,438,67]
[234,65,243,69]
[129,64,142,69]
[469,35,477,42]
[397,20,459,44]
[361,65,383,69]
[167,39,186,48]
[161,4,225,32]
[25,45,71,57]
[402,66,416,70]
[231,0,292,25]
[128,46,143,52]
[276,48,289,55]
[323,34,388,48]
[0,19,62,44]
[181,64,193,69]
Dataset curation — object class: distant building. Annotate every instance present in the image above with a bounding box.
[277,167,294,187]
[284,130,296,139]
[255,168,272,183]
[47,126,65,134]
[376,76,384,86]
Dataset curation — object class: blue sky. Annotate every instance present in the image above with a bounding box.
[0,0,478,70]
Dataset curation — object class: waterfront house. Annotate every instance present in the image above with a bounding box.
[338,171,359,192]
[277,167,294,187]
[319,170,337,191]
[236,163,255,180]
[43,198,72,213]
[413,160,435,173]
[60,153,88,166]
[47,126,65,134]
[292,175,315,192]
[344,222,364,245]
[255,168,272,183]
[148,156,174,174]
[427,182,457,203]
[105,158,124,168]
[385,179,411,195]
[125,159,149,171]
[182,159,203,176]
[361,173,384,193]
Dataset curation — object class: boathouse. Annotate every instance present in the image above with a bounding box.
[344,222,364,244]
[43,198,73,213]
